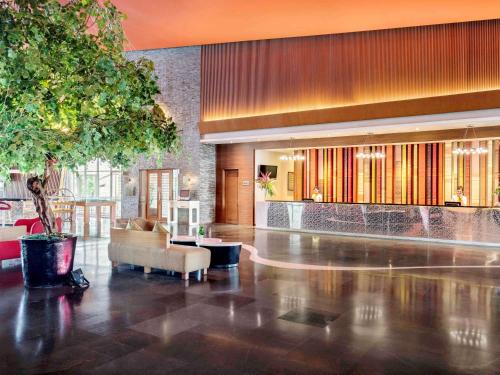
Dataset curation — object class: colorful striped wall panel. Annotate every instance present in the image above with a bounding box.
[299,140,500,206]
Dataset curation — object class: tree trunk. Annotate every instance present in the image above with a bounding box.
[26,161,58,235]
[30,187,57,235]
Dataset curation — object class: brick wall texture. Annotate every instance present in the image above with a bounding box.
[121,47,215,223]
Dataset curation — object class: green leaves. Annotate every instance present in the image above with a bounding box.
[0,0,179,178]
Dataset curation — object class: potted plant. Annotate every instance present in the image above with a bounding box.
[198,225,205,240]
[495,186,500,206]
[256,171,275,199]
[0,0,179,287]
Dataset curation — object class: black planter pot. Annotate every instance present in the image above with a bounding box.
[21,235,77,288]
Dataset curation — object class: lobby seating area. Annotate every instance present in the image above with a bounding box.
[108,218,244,278]
[108,227,210,280]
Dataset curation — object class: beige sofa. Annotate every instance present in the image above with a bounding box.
[108,228,211,280]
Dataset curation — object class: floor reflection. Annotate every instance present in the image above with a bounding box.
[0,225,499,373]
[206,224,500,269]
[12,288,85,366]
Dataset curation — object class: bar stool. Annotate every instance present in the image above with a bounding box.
[0,201,12,227]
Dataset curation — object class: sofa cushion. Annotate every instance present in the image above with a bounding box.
[133,217,155,231]
[0,240,22,261]
[152,221,171,248]
[125,219,143,231]
[152,221,169,234]
[0,226,27,241]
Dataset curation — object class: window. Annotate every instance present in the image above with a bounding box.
[67,159,122,217]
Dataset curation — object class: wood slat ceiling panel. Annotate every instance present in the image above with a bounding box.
[200,20,500,125]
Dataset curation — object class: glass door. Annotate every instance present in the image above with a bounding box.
[160,171,170,221]
[146,171,159,220]
[144,169,178,221]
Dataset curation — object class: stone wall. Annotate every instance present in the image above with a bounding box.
[121,46,215,223]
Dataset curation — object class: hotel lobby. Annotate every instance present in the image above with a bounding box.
[1,1,500,374]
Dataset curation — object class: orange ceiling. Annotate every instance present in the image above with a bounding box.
[113,0,500,51]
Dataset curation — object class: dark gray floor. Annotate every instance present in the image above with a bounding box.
[1,225,500,374]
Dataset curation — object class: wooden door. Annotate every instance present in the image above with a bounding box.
[224,169,239,224]
[145,169,172,221]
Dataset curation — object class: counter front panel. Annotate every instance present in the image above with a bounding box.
[256,201,500,246]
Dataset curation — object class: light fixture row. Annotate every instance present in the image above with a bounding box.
[452,147,488,155]
[278,126,487,162]
[355,152,386,159]
[279,154,306,161]
[451,125,488,155]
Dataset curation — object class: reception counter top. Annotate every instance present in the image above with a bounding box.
[255,201,500,246]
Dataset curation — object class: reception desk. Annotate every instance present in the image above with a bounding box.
[256,201,500,246]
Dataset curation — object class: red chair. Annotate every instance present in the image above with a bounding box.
[14,218,41,233]
[30,217,62,234]
[0,217,62,261]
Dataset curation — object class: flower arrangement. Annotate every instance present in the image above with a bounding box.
[495,186,500,206]
[256,171,275,198]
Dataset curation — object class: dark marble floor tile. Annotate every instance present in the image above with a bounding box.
[285,336,373,374]
[130,313,200,340]
[1,225,500,374]
[346,346,477,375]
[145,330,291,374]
[203,293,255,309]
[2,343,114,374]
[278,307,341,328]
[107,329,161,350]
[152,291,208,313]
[90,348,188,375]
[259,358,342,375]
[192,320,301,356]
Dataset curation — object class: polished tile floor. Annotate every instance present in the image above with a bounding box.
[1,225,500,374]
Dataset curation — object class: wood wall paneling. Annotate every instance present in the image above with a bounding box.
[293,151,304,201]
[385,146,393,203]
[486,140,493,206]
[464,142,471,199]
[201,20,500,134]
[216,143,254,225]
[471,140,480,206]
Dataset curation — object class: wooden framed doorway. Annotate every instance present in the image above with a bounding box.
[142,169,178,221]
[224,169,239,224]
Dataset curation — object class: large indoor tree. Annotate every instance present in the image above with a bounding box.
[0,0,179,234]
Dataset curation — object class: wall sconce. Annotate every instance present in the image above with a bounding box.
[157,103,171,118]
[182,175,197,187]
[123,172,137,197]
[125,176,135,184]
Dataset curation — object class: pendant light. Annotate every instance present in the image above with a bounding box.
[356,133,386,159]
[452,125,488,155]
[279,138,305,161]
